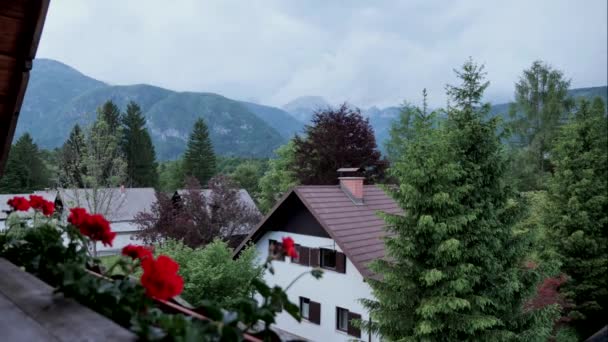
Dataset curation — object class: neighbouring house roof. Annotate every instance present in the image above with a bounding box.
[175,189,259,213]
[1,188,157,226]
[0,192,56,221]
[0,1,50,175]
[235,185,402,278]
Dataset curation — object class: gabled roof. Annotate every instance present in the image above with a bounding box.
[234,185,402,278]
[36,188,157,222]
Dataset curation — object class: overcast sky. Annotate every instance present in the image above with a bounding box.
[37,0,607,108]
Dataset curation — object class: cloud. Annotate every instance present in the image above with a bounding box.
[37,0,607,108]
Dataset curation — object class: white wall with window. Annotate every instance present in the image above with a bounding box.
[255,231,380,342]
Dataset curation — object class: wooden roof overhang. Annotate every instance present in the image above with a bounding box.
[0,0,50,176]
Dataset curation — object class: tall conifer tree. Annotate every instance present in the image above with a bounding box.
[121,101,158,187]
[364,59,553,341]
[183,118,216,186]
[508,61,572,190]
[59,124,88,187]
[547,97,608,339]
[0,133,49,193]
[99,100,122,133]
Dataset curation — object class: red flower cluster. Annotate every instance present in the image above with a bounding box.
[68,207,116,247]
[141,255,184,300]
[7,196,30,211]
[29,195,55,216]
[6,195,55,216]
[282,237,298,259]
[122,244,153,260]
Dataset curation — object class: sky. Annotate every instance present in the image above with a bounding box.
[37,0,607,109]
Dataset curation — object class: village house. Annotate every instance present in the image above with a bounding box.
[2,187,260,255]
[234,168,402,342]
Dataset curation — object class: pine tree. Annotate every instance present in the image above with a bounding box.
[547,97,608,339]
[99,100,122,133]
[0,133,49,193]
[59,124,88,187]
[508,61,573,190]
[183,118,216,186]
[364,59,553,341]
[121,101,158,187]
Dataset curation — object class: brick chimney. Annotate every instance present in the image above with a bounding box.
[337,167,364,204]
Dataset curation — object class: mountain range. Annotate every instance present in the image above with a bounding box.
[15,59,607,160]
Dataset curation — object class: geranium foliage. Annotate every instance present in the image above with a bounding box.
[1,195,317,341]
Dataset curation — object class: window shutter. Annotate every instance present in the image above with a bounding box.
[347,312,361,338]
[309,301,321,325]
[297,246,310,266]
[335,252,346,273]
[310,248,320,267]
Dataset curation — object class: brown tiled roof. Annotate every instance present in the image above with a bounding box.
[235,185,402,278]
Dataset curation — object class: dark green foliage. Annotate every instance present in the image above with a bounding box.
[257,141,298,213]
[293,103,386,185]
[0,133,49,193]
[154,239,263,309]
[99,100,122,133]
[157,159,185,192]
[364,59,554,341]
[385,89,430,161]
[230,160,268,197]
[507,61,573,191]
[546,97,608,339]
[121,101,158,187]
[58,124,88,187]
[183,118,216,186]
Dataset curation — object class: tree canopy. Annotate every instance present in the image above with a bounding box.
[292,104,386,185]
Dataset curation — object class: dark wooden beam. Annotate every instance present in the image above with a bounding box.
[0,0,50,176]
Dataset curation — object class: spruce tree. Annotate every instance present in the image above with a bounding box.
[183,118,216,186]
[0,133,49,193]
[547,97,607,339]
[99,100,122,133]
[121,101,158,187]
[364,59,552,341]
[59,124,88,187]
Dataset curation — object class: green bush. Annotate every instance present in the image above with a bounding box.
[154,239,262,309]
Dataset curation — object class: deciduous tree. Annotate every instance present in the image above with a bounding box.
[292,104,386,185]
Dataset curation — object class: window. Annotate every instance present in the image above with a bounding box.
[292,244,301,263]
[336,307,362,338]
[300,297,310,320]
[268,240,284,261]
[320,248,336,269]
[336,307,349,332]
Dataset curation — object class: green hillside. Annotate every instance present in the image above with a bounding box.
[16,59,293,160]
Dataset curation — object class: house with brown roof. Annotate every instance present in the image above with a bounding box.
[234,168,402,342]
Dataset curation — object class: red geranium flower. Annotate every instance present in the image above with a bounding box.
[141,255,184,300]
[122,244,153,260]
[282,237,298,259]
[68,207,88,226]
[81,214,115,247]
[29,195,45,210]
[7,196,30,211]
[41,200,55,216]
[29,195,55,216]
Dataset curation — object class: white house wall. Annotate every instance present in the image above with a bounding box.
[255,231,380,342]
